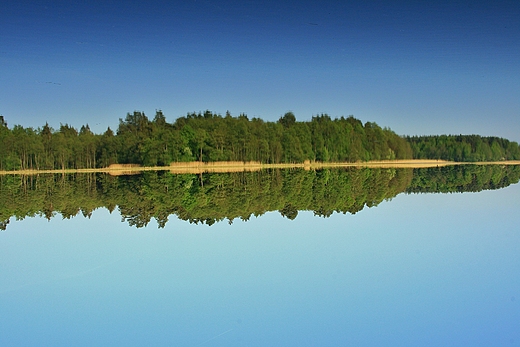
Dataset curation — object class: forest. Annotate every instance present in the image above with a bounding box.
[1,111,519,171]
[1,165,519,230]
[407,134,520,162]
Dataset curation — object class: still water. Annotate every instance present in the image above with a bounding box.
[1,168,519,346]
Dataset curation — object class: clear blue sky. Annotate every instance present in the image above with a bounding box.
[1,0,519,141]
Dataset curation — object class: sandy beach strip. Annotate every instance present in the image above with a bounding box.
[1,159,519,175]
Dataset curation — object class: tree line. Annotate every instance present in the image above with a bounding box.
[0,111,411,170]
[407,135,520,162]
[2,165,519,230]
[1,111,519,171]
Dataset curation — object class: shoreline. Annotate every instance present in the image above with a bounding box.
[1,159,520,175]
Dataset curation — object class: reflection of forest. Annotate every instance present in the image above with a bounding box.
[1,165,519,229]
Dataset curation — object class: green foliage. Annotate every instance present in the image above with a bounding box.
[406,165,520,193]
[407,135,520,162]
[2,111,518,171]
[1,165,518,230]
[0,168,411,228]
[0,110,411,170]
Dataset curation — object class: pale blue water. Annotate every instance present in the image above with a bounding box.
[1,184,519,346]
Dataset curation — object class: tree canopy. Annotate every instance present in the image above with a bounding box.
[1,110,519,171]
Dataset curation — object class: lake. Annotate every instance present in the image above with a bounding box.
[1,166,519,346]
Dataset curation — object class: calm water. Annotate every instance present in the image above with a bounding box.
[1,169,519,346]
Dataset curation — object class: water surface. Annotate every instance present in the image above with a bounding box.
[1,167,519,346]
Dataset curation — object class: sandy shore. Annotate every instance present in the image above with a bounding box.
[1,159,519,175]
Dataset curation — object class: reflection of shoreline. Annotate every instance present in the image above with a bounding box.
[1,164,519,230]
[108,170,143,176]
[1,159,520,175]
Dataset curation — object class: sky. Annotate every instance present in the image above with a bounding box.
[1,0,519,141]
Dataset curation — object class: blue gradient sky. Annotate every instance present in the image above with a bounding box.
[1,0,519,141]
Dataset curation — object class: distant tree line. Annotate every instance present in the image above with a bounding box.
[1,111,519,171]
[407,135,520,162]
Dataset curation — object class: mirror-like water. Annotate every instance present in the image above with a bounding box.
[1,166,519,346]
[1,165,519,228]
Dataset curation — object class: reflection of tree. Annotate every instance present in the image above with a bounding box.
[0,165,519,229]
[280,203,298,220]
[406,165,520,193]
[0,219,9,231]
